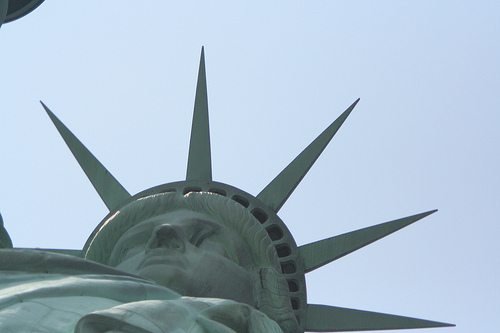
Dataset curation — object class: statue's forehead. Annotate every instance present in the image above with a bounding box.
[124,209,222,235]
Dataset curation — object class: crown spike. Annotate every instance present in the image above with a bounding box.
[299,210,437,273]
[0,213,12,248]
[257,99,359,212]
[306,304,454,331]
[41,102,131,211]
[186,47,212,181]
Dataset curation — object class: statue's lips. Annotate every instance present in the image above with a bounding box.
[139,249,188,270]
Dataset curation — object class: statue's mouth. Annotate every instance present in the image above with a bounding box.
[139,249,188,270]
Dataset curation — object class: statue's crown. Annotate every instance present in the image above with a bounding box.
[35,48,452,332]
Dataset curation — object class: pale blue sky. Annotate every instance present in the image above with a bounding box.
[1,2,499,332]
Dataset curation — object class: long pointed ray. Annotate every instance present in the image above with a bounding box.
[257,99,359,212]
[0,213,12,248]
[186,47,212,181]
[306,304,454,332]
[300,210,436,273]
[41,102,131,211]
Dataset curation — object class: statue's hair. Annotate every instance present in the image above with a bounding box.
[85,192,299,333]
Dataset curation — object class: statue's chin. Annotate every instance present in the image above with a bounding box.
[135,263,256,307]
[136,264,190,294]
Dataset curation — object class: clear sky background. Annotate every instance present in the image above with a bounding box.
[1,2,499,332]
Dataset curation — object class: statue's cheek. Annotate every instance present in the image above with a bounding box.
[114,251,146,274]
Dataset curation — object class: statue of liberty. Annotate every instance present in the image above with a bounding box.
[0,2,455,329]
[0,48,453,332]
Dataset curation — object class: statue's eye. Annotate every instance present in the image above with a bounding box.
[191,229,216,247]
[194,237,204,247]
[121,245,142,260]
[121,246,130,258]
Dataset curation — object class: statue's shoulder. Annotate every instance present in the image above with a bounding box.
[0,249,184,332]
[0,248,141,276]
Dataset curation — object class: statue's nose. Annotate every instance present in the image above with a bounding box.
[146,225,185,252]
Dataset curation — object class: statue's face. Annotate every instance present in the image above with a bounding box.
[108,210,256,305]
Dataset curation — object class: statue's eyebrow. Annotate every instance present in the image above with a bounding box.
[125,221,157,236]
[116,221,157,247]
[191,218,222,231]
